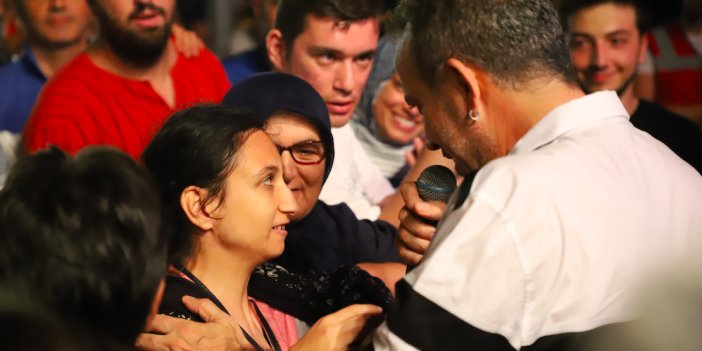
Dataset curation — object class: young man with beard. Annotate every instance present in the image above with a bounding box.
[22,0,229,159]
[561,0,702,174]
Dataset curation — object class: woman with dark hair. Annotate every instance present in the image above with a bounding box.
[221,72,404,276]
[143,104,387,350]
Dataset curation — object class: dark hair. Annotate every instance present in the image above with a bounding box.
[142,104,263,266]
[274,0,386,54]
[559,0,652,34]
[395,0,578,89]
[0,147,166,346]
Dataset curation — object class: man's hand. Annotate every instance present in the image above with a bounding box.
[404,137,425,168]
[290,304,383,351]
[136,296,245,351]
[397,181,446,266]
[171,24,205,58]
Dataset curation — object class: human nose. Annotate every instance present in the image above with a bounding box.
[280,150,299,185]
[277,181,299,216]
[48,0,66,9]
[591,41,608,68]
[403,101,421,119]
[333,61,355,95]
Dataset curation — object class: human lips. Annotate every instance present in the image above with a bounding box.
[130,9,164,28]
[46,15,74,26]
[327,101,354,116]
[392,114,420,133]
[271,224,288,237]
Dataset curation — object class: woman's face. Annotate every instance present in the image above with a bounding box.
[209,131,297,262]
[373,73,424,145]
[264,113,326,222]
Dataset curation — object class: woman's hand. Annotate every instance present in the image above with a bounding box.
[290,304,383,351]
[136,296,245,351]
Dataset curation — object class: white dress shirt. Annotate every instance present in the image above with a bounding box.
[374,91,702,350]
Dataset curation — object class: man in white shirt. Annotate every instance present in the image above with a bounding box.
[265,0,396,220]
[377,0,702,349]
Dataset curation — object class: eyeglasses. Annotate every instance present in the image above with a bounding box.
[276,140,326,165]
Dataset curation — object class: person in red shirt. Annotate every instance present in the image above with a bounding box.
[22,0,230,159]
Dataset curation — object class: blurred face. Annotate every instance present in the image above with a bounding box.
[17,0,92,48]
[281,15,379,128]
[373,73,424,145]
[90,0,174,64]
[264,113,326,222]
[396,41,498,176]
[568,3,646,95]
[209,131,297,262]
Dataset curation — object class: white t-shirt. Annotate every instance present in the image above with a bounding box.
[319,123,395,220]
[374,91,702,350]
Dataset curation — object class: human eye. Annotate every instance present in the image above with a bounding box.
[569,37,589,50]
[316,52,337,65]
[262,173,274,187]
[354,53,374,67]
[610,36,628,47]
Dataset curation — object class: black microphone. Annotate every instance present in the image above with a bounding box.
[405,165,456,272]
[416,165,457,204]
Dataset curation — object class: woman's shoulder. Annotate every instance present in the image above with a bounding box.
[158,275,213,322]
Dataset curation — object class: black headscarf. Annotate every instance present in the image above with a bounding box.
[222,72,335,183]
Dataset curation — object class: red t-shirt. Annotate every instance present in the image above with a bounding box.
[23,48,231,159]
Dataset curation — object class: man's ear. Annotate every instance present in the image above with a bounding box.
[266,29,287,71]
[445,57,483,119]
[180,186,216,232]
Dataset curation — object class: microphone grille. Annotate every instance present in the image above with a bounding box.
[416,165,457,203]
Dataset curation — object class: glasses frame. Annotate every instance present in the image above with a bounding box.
[276,140,326,165]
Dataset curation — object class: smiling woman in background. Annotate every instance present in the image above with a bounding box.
[352,36,425,188]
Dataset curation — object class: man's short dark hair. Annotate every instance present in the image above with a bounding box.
[274,0,386,54]
[0,147,167,346]
[559,0,652,34]
[395,0,577,89]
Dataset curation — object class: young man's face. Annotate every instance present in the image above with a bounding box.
[568,3,647,95]
[273,15,380,128]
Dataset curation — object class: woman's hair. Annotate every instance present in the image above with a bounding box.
[142,104,263,265]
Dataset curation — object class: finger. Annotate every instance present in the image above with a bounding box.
[136,332,194,351]
[182,295,228,323]
[399,181,422,210]
[405,150,417,167]
[398,225,432,253]
[145,314,184,334]
[322,304,383,324]
[398,208,437,240]
[135,333,159,350]
[413,137,425,152]
[397,243,423,266]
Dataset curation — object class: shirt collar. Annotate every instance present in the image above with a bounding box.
[20,45,47,80]
[510,91,628,155]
